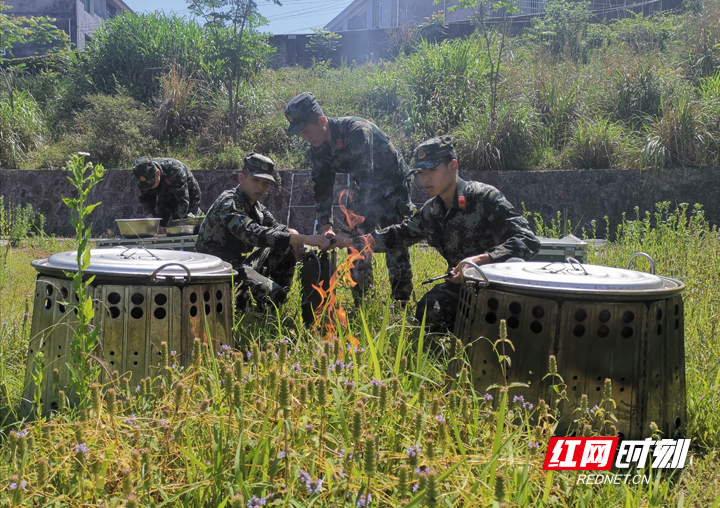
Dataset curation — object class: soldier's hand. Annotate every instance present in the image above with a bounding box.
[306,234,332,250]
[321,224,336,239]
[449,254,493,284]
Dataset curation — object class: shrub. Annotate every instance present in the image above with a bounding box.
[152,65,206,143]
[641,95,715,170]
[454,102,537,171]
[72,94,157,167]
[565,117,625,169]
[305,29,342,63]
[611,63,663,125]
[398,37,488,136]
[0,90,45,168]
[81,12,209,103]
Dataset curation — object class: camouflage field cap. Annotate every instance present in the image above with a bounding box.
[285,92,324,136]
[133,156,159,190]
[243,153,276,182]
[412,136,457,172]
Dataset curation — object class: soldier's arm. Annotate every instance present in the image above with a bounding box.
[312,158,336,228]
[168,174,191,220]
[262,208,289,233]
[345,123,375,219]
[226,211,292,250]
[483,189,541,261]
[138,188,157,216]
[341,208,426,252]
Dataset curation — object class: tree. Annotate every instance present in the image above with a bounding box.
[305,28,341,64]
[0,1,67,166]
[447,0,520,120]
[188,0,279,143]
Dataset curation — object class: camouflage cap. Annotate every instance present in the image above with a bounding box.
[243,153,276,182]
[133,156,159,190]
[284,92,324,136]
[412,136,457,171]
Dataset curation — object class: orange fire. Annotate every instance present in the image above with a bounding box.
[310,189,374,351]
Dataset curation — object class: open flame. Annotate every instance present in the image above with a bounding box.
[310,189,375,349]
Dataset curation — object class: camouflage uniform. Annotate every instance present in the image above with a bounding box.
[354,136,541,331]
[285,92,415,302]
[194,154,296,311]
[133,157,202,227]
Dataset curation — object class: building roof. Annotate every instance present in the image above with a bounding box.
[112,0,134,13]
[325,0,367,30]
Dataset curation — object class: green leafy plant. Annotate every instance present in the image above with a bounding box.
[61,153,105,407]
[305,28,342,63]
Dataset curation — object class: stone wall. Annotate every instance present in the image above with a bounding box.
[0,167,718,239]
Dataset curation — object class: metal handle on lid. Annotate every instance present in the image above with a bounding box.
[566,257,588,275]
[459,260,489,287]
[120,246,160,260]
[626,252,655,274]
[150,263,192,283]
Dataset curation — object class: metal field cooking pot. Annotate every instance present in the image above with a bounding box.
[23,247,236,416]
[450,254,686,440]
[116,218,161,238]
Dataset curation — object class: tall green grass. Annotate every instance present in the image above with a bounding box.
[0,203,720,506]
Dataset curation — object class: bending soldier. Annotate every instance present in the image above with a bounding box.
[285,92,415,304]
[335,136,540,331]
[195,153,330,311]
[132,156,202,227]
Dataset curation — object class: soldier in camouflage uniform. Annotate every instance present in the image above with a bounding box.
[133,157,202,227]
[195,153,330,311]
[284,92,415,303]
[335,136,540,331]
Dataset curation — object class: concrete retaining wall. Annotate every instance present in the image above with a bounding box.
[0,167,718,239]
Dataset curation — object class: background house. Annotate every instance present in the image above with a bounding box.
[324,0,547,32]
[4,0,133,57]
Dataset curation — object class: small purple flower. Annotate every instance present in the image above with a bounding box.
[294,363,301,373]
[345,362,354,370]
[529,441,541,449]
[8,482,16,491]
[332,467,345,480]
[335,360,345,370]
[298,469,311,483]
[246,351,252,360]
[158,419,169,428]
[371,378,382,387]
[343,380,356,390]
[170,350,177,356]
[136,385,141,392]
[248,495,267,507]
[278,451,286,458]
[306,424,314,432]
[357,493,372,507]
[339,448,346,459]
[306,477,323,495]
[483,393,493,401]
[513,395,525,405]
[124,415,136,425]
[221,344,231,351]
[436,414,445,423]
[406,445,421,458]
[590,405,600,415]
[74,443,90,454]
[525,402,534,411]
[411,484,419,493]
[15,430,29,438]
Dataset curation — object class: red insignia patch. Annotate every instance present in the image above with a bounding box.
[336,138,345,149]
[458,196,466,209]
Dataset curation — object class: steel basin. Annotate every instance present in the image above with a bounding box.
[116,218,160,238]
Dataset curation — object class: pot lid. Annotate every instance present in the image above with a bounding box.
[32,247,234,283]
[463,260,684,297]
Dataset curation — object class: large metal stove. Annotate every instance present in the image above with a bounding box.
[450,255,686,440]
[23,247,235,415]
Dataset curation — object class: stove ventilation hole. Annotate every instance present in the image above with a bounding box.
[575,309,587,322]
[532,306,545,319]
[509,301,522,315]
[530,321,543,333]
[108,292,121,305]
[598,310,611,323]
[155,293,167,306]
[131,293,144,305]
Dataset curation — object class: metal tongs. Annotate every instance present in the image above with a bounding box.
[421,271,452,285]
